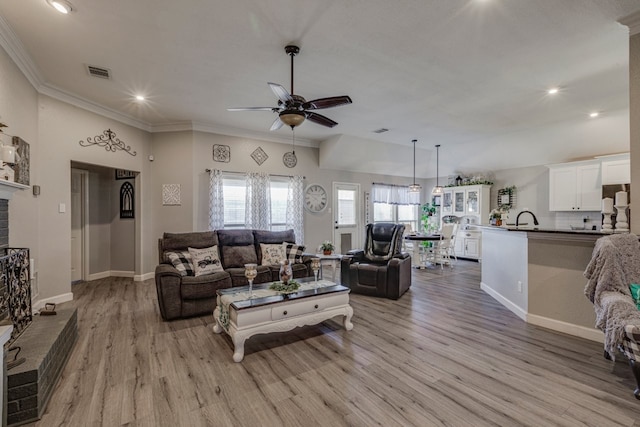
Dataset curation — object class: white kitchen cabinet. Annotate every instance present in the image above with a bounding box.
[441,184,491,260]
[548,161,601,211]
[442,190,453,214]
[601,153,630,185]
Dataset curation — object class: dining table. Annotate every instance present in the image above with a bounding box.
[403,233,442,269]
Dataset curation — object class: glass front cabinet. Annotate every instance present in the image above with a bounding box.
[442,190,453,214]
[440,184,492,261]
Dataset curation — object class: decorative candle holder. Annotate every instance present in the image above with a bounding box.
[602,213,614,232]
[615,205,629,231]
[311,257,320,287]
[244,263,257,298]
[279,260,292,285]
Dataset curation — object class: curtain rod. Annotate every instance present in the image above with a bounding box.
[372,182,411,187]
[206,169,305,179]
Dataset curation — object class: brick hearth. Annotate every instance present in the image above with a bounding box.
[6,306,77,426]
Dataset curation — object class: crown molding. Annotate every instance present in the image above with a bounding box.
[619,11,640,36]
[0,15,44,89]
[0,16,319,147]
[40,83,153,131]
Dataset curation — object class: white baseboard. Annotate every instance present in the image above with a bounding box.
[480,282,527,321]
[527,313,603,343]
[33,292,74,311]
[87,271,111,281]
[480,282,604,343]
[88,270,135,281]
[134,272,154,282]
[110,270,134,278]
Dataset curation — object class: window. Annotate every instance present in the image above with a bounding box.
[373,202,419,233]
[221,174,291,231]
[337,189,356,225]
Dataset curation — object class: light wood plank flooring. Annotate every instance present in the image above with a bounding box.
[26,261,640,426]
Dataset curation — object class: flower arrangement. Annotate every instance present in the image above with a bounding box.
[320,241,335,254]
[490,207,508,226]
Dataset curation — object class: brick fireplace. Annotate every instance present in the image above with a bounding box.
[0,194,78,426]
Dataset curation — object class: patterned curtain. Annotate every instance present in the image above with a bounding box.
[286,175,304,244]
[208,169,224,230]
[245,172,271,230]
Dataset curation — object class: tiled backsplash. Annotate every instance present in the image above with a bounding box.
[554,211,602,230]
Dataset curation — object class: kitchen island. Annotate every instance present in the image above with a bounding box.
[480,226,613,343]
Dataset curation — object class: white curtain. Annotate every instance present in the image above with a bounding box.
[372,183,420,205]
[208,169,224,230]
[245,172,271,230]
[286,175,305,243]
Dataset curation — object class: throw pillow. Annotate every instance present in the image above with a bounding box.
[188,246,224,277]
[283,242,306,264]
[260,243,285,265]
[630,284,640,310]
[166,251,194,276]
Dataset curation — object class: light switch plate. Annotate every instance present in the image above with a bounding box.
[58,203,66,213]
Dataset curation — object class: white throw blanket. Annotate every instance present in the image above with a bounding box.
[584,233,640,358]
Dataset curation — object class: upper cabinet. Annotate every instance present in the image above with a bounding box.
[600,153,630,185]
[548,161,602,211]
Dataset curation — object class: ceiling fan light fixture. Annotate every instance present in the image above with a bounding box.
[279,110,306,128]
[47,0,73,14]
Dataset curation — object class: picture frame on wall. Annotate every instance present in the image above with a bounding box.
[432,195,441,206]
[115,169,136,180]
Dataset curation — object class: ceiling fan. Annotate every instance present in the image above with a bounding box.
[228,45,352,131]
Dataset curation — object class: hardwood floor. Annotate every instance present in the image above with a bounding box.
[26,261,640,426]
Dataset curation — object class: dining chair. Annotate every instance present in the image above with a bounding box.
[427,223,457,269]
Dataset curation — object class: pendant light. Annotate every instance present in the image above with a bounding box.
[432,144,444,195]
[408,139,421,193]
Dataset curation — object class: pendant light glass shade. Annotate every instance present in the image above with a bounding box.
[409,139,421,193]
[432,144,443,195]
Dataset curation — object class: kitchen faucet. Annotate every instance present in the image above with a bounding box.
[516,210,539,227]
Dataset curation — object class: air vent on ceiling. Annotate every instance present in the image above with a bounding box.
[373,128,389,134]
[86,64,111,79]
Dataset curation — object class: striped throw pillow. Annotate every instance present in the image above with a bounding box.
[283,242,305,264]
[166,251,194,276]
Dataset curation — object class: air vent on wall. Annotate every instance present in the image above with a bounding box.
[85,64,111,79]
[373,128,389,134]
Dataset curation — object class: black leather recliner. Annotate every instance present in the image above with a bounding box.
[340,223,412,300]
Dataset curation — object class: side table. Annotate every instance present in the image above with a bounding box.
[305,253,343,282]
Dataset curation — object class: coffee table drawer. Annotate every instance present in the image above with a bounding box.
[270,293,347,321]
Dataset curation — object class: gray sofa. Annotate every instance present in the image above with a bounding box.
[155,229,312,320]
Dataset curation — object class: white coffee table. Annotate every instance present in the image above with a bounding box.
[213,278,353,362]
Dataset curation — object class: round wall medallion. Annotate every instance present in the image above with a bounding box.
[283,151,297,168]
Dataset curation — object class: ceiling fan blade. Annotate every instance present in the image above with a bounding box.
[227,107,276,111]
[306,112,338,128]
[303,96,352,110]
[268,82,293,103]
[270,117,285,131]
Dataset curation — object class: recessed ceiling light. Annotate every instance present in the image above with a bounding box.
[590,112,599,118]
[46,0,73,14]
[135,95,145,101]
[547,87,559,95]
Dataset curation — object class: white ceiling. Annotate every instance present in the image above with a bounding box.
[0,0,639,180]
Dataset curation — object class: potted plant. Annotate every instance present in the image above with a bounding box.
[490,208,506,226]
[320,241,335,255]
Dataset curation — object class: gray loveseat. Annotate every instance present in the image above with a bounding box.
[155,229,312,320]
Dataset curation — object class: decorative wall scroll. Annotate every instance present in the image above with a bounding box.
[120,182,134,218]
[364,191,371,224]
[213,144,230,162]
[79,129,137,156]
[11,136,30,185]
[250,147,268,165]
[115,169,136,180]
[162,184,181,205]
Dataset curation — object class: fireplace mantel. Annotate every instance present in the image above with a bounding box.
[0,180,29,200]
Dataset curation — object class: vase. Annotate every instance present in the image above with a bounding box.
[279,260,292,285]
[323,250,332,255]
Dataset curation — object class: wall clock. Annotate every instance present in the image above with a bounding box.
[304,184,328,213]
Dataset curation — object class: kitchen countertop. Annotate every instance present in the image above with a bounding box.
[478,225,625,236]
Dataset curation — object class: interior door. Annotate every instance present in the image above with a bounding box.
[333,182,361,254]
[70,168,87,282]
